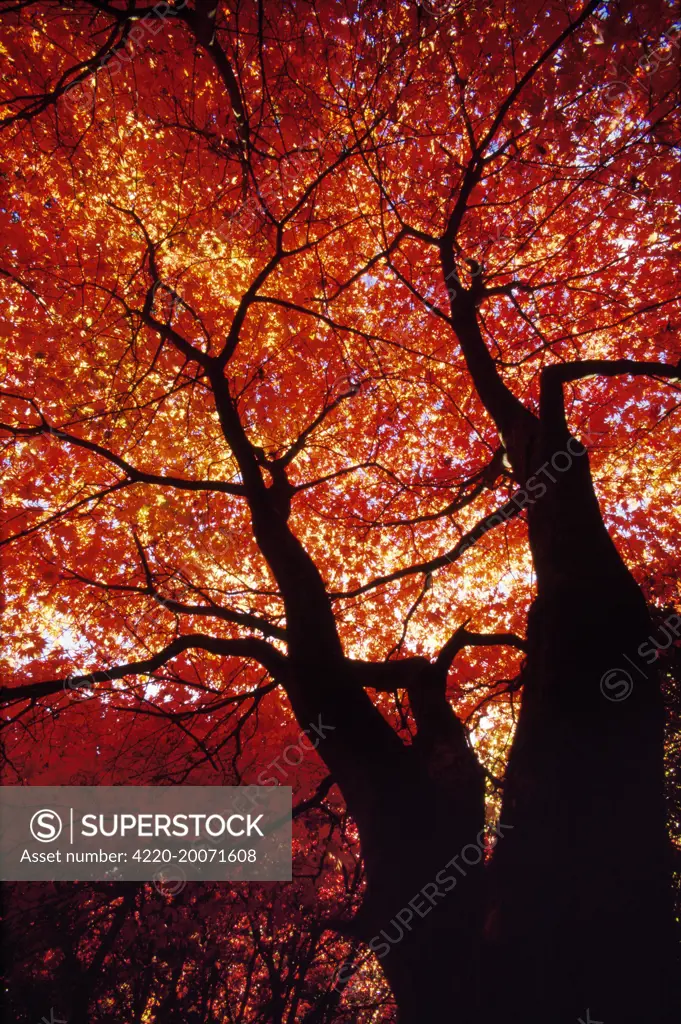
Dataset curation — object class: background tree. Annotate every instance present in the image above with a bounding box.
[1,0,680,1021]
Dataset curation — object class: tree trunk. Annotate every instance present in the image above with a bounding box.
[348,765,485,1023]
[288,663,486,1023]
[486,427,680,1023]
[211,370,491,1022]
[212,326,679,1020]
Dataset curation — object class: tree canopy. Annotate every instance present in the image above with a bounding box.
[1,1,680,1021]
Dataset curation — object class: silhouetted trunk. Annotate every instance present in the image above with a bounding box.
[436,279,681,1023]
[290,663,486,1023]
[486,424,679,1023]
[210,355,491,1022]
[213,318,679,1021]
[68,889,134,1024]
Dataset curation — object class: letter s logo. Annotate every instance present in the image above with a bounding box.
[30,809,63,843]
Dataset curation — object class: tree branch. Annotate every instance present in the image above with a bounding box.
[180,0,250,172]
[435,623,527,679]
[0,634,288,704]
[0,417,246,497]
[346,656,432,692]
[540,359,681,432]
[292,775,335,818]
[331,491,526,600]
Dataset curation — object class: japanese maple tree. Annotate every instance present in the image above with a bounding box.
[1,1,680,1021]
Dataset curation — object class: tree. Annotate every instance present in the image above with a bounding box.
[1,0,680,1021]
